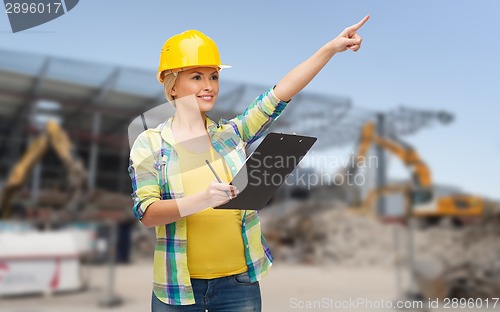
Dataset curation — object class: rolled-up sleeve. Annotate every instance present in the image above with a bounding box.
[221,87,289,145]
[128,132,161,220]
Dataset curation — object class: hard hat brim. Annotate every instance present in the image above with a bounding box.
[157,65,231,84]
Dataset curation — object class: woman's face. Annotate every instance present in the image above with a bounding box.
[171,67,219,112]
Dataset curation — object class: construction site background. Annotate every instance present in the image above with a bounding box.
[2,1,500,308]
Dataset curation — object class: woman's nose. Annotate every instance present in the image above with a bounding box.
[202,78,213,91]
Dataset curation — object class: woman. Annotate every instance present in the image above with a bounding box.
[129,16,369,311]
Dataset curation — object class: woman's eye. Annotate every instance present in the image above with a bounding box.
[192,75,201,80]
[211,75,219,80]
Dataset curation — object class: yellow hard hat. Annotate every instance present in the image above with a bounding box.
[157,29,230,83]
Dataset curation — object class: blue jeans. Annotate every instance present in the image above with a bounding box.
[151,271,261,312]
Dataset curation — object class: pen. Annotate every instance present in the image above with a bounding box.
[205,160,232,199]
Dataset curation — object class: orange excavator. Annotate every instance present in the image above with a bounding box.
[352,122,500,301]
[0,120,87,219]
[352,122,493,222]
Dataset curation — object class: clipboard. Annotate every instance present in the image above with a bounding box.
[215,132,317,210]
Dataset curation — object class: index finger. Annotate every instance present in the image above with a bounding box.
[350,15,370,31]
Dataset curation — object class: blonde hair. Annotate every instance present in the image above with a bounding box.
[161,71,179,104]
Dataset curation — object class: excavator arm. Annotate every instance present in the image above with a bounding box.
[356,122,486,218]
[356,122,433,189]
[372,134,432,189]
[45,121,87,214]
[351,122,434,215]
[0,121,86,219]
[346,122,431,188]
[0,134,50,218]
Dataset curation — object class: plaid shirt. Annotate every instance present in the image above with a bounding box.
[128,87,289,305]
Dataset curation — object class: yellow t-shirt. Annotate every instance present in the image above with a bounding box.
[175,140,247,279]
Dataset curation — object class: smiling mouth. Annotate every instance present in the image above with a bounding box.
[198,95,214,101]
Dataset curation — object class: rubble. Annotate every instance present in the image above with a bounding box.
[261,202,500,298]
[261,202,398,266]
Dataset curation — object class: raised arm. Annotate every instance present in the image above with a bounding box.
[274,15,370,102]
